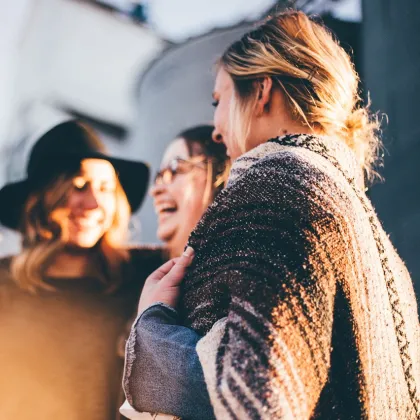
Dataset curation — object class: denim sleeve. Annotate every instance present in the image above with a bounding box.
[123,303,215,420]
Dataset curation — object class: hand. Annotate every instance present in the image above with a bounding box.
[137,247,194,314]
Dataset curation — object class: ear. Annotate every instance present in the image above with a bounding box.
[255,77,273,117]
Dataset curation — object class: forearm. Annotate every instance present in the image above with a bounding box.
[123,303,215,420]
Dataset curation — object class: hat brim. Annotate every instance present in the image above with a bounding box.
[0,180,33,230]
[0,153,150,231]
[99,153,150,212]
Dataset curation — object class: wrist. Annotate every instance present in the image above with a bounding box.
[138,302,180,323]
[138,300,178,317]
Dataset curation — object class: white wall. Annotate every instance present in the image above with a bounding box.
[0,0,165,256]
[10,0,163,133]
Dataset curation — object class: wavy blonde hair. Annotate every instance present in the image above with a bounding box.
[220,10,382,181]
[11,169,131,294]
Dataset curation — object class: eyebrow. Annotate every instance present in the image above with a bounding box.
[168,156,183,162]
[77,175,116,185]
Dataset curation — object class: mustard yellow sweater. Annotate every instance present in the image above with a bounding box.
[0,248,163,420]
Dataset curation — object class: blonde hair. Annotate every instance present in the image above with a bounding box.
[178,124,230,207]
[11,170,130,294]
[220,10,382,181]
[202,156,231,208]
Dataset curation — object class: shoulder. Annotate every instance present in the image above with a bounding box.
[191,148,343,251]
[224,149,335,216]
[0,256,16,289]
[238,148,327,190]
[0,256,12,271]
[126,245,168,278]
[116,246,167,294]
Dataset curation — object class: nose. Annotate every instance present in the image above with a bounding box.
[212,128,223,144]
[81,186,99,210]
[150,180,167,198]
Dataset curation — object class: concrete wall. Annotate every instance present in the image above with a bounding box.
[129,25,252,245]
[0,0,165,256]
[2,0,164,176]
[363,0,420,299]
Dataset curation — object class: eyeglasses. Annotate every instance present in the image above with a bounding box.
[154,156,207,185]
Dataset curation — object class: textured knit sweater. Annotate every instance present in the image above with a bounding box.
[179,134,420,419]
[0,247,164,420]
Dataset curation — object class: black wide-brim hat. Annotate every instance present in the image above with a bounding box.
[0,120,150,230]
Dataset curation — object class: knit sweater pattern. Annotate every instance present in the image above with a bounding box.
[181,134,420,419]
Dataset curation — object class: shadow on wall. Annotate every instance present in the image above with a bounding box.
[128,23,253,245]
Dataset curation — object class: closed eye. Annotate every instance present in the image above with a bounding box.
[99,183,116,193]
[73,177,87,191]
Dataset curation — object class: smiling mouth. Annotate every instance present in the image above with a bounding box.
[156,204,178,218]
[71,219,101,229]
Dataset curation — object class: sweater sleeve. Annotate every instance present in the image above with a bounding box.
[190,157,343,419]
[122,303,216,420]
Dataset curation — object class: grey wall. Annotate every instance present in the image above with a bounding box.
[363,0,420,299]
[128,25,252,245]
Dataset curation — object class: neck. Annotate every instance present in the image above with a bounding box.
[166,236,188,259]
[250,89,318,150]
[260,120,314,146]
[167,243,183,260]
[46,247,98,278]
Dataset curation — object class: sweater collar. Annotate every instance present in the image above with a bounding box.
[227,134,365,190]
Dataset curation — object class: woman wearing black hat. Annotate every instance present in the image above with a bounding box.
[0,120,164,420]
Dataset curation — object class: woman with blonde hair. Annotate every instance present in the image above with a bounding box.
[0,120,164,420]
[123,10,420,419]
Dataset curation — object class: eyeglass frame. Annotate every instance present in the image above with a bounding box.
[154,156,208,186]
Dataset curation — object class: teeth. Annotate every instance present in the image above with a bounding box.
[157,203,177,213]
[75,220,98,228]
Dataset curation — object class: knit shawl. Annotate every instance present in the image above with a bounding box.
[181,134,420,419]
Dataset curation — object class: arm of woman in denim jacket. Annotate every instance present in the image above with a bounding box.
[122,302,215,420]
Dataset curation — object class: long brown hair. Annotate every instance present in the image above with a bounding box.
[178,125,230,207]
[220,10,382,181]
[11,169,131,294]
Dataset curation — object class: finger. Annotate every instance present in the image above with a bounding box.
[173,247,194,270]
[180,246,195,265]
[161,247,195,287]
[147,259,177,282]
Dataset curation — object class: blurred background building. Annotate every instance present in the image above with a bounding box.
[1,0,419,303]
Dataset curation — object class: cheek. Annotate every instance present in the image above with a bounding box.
[179,176,207,214]
[214,105,226,134]
[65,191,78,211]
[50,208,68,229]
[99,196,117,222]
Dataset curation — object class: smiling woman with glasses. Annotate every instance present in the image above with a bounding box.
[150,125,229,259]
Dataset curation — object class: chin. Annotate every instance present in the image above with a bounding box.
[66,241,96,250]
[68,234,102,249]
[157,227,176,244]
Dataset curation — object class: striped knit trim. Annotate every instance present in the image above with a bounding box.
[234,298,309,416]
[197,318,232,419]
[228,142,282,187]
[227,133,363,190]
[123,313,142,406]
[268,135,420,417]
[214,297,311,419]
